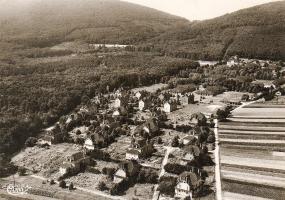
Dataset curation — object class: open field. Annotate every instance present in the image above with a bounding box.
[132,83,168,93]
[231,107,285,118]
[220,103,285,199]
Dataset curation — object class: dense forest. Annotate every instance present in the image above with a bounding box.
[131,1,285,60]
[1,0,284,63]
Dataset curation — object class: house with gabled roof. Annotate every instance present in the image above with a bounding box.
[40,129,62,146]
[125,148,141,161]
[114,96,128,108]
[163,100,177,113]
[180,93,195,105]
[83,132,105,150]
[134,118,160,139]
[175,171,204,199]
[59,151,90,175]
[138,99,151,111]
[183,135,197,145]
[113,160,140,183]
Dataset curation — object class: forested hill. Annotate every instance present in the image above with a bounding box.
[0,0,188,47]
[0,0,284,60]
[147,1,285,61]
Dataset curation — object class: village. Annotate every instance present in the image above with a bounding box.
[2,55,285,200]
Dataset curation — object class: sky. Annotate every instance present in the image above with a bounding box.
[123,0,280,20]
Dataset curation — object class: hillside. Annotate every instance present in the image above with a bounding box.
[0,0,188,48]
[148,1,285,60]
[1,0,284,61]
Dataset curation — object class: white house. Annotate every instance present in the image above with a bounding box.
[113,168,127,183]
[125,149,140,160]
[163,101,177,113]
[135,92,142,99]
[59,163,73,175]
[183,135,197,145]
[138,100,149,111]
[227,56,240,67]
[114,98,122,108]
[175,182,193,199]
[175,172,203,199]
[112,110,120,117]
[84,138,95,151]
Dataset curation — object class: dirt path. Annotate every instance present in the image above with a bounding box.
[152,146,176,200]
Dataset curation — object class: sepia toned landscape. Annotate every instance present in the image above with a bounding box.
[0,0,284,200]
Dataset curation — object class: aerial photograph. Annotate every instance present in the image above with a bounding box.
[0,0,284,199]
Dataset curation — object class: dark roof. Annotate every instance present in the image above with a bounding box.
[179,171,200,187]
[119,160,140,176]
[184,145,201,157]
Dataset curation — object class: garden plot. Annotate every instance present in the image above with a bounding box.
[122,183,155,200]
[213,91,253,102]
[103,135,131,160]
[11,143,83,177]
[159,129,188,146]
[64,172,108,190]
[167,104,223,125]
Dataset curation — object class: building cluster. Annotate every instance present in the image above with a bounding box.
[35,87,215,199]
